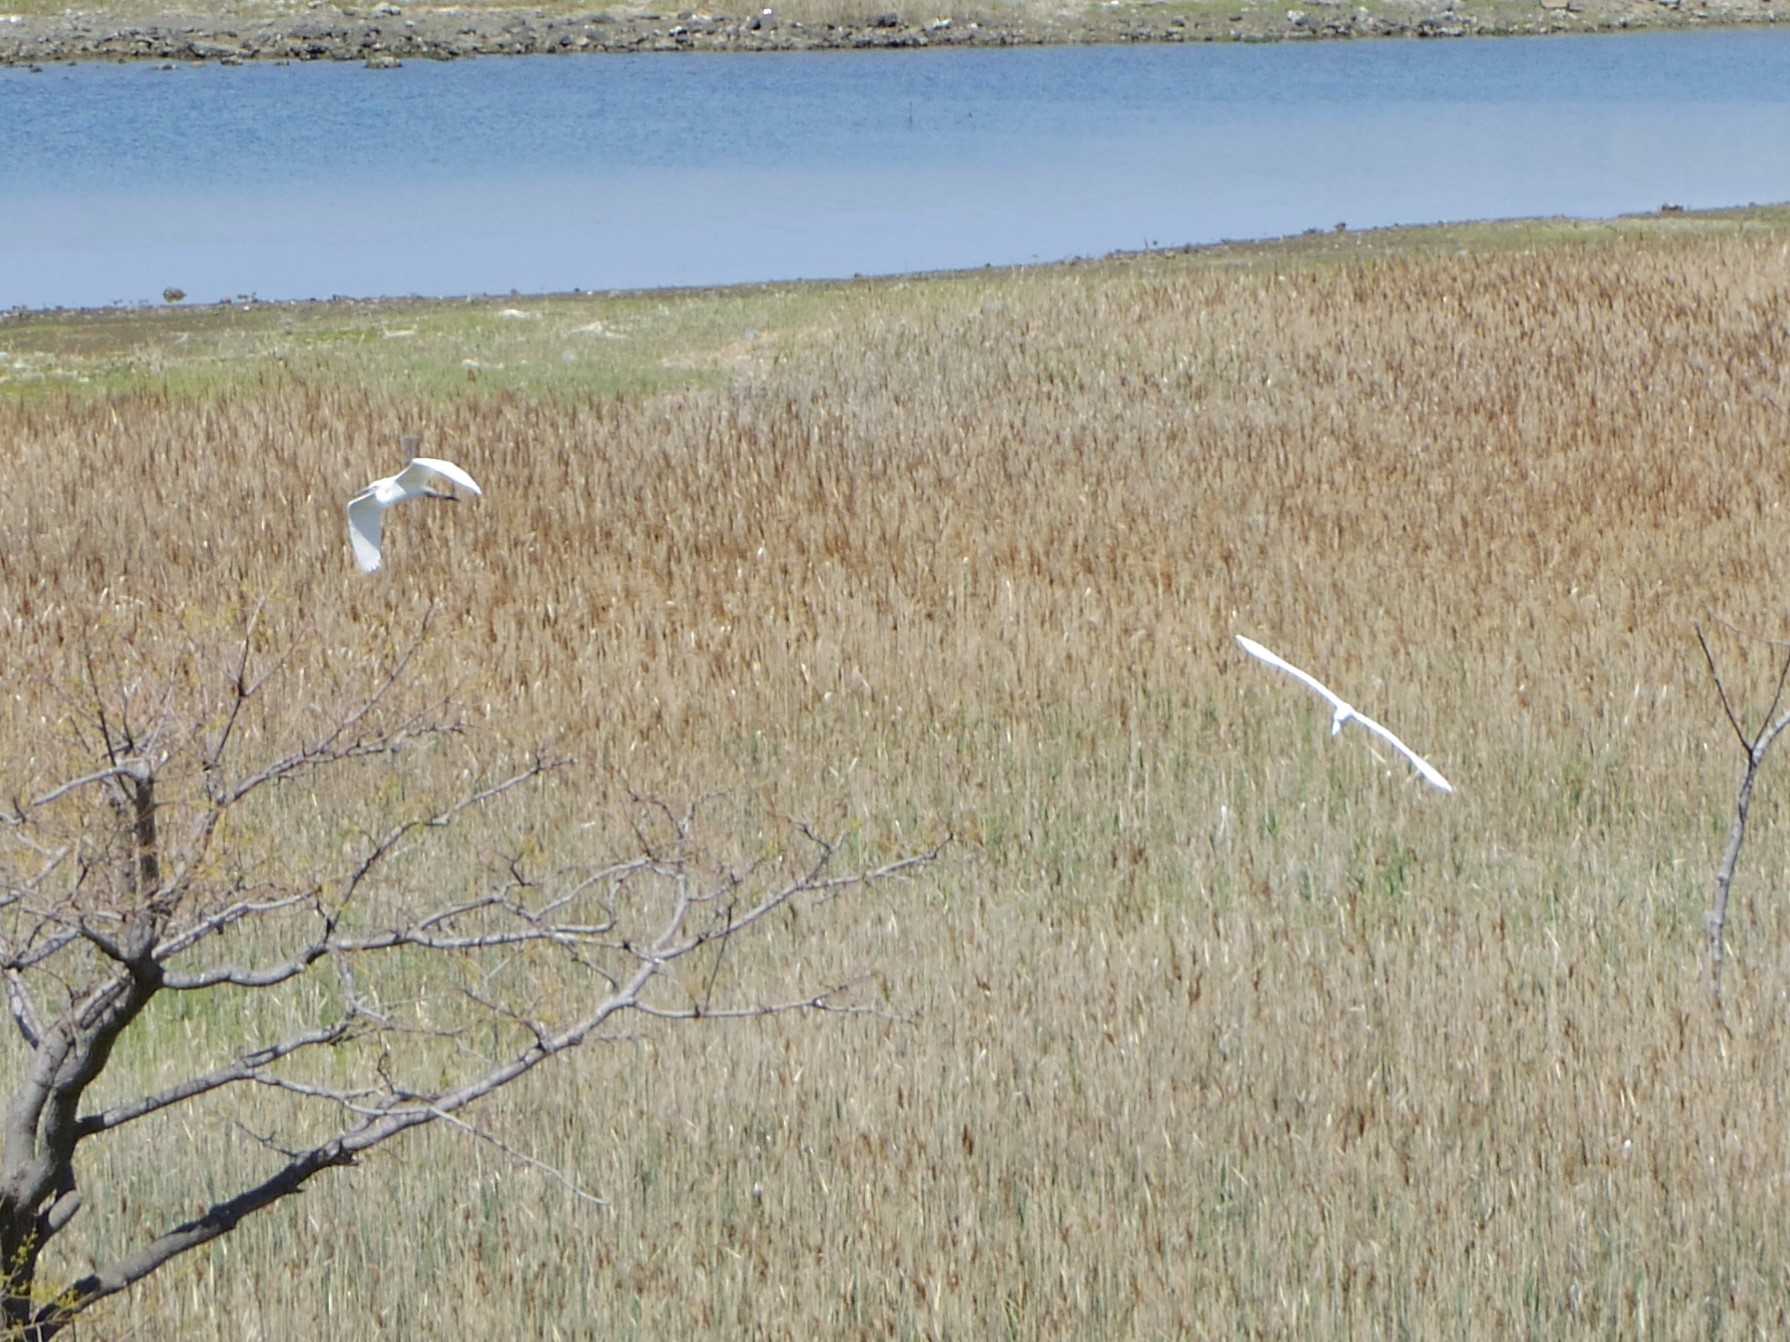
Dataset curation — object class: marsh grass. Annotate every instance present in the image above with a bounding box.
[9,211,1790,1335]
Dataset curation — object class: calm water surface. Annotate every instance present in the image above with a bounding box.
[4,31,1789,309]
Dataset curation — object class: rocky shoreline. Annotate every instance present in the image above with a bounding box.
[1,0,1783,67]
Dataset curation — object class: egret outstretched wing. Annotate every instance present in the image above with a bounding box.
[346,490,387,574]
[1344,709,1455,794]
[1235,634,1454,795]
[1235,635,1351,720]
[396,457,483,498]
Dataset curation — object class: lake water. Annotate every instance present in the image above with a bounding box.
[4,30,1790,310]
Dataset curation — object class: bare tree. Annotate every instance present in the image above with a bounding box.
[0,612,940,1340]
[1697,623,1790,1004]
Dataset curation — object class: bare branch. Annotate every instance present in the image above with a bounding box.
[406,1104,609,1209]
[74,1022,360,1139]
[5,765,149,820]
[1700,626,1790,1003]
[244,1075,386,1107]
[205,609,463,811]
[329,756,568,913]
[5,929,84,974]
[199,599,274,780]
[652,842,946,965]
[5,972,43,1049]
[162,923,609,991]
[632,980,914,1026]
[152,892,319,962]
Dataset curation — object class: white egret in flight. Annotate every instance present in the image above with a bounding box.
[1235,634,1455,794]
[347,451,483,574]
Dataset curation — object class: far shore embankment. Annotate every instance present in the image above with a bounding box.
[2,0,1784,68]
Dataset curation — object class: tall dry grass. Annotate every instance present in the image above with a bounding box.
[7,225,1790,1336]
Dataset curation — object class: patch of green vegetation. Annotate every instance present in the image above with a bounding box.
[1,283,863,402]
[1144,202,1790,269]
[6,204,1788,404]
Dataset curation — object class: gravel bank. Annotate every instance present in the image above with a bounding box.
[1,0,1783,67]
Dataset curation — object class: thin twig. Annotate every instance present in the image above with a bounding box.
[1698,623,1790,1004]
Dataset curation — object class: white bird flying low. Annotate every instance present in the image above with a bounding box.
[1235,634,1455,795]
[347,453,483,574]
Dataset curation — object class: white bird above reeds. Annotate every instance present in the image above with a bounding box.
[1235,634,1455,794]
[347,449,483,574]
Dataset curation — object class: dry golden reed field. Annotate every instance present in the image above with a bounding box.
[7,217,1790,1336]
